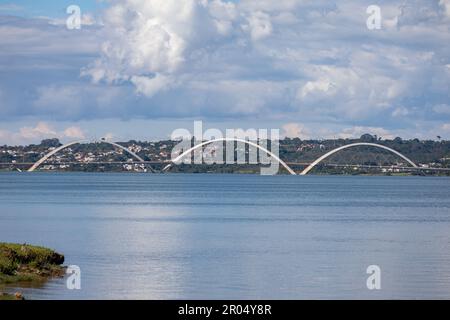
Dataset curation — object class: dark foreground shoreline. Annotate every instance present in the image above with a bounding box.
[0,243,65,300]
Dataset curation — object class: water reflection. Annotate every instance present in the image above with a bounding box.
[0,173,450,299]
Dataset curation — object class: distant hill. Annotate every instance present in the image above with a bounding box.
[1,134,450,174]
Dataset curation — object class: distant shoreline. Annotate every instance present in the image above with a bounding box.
[2,137,450,175]
[0,170,445,177]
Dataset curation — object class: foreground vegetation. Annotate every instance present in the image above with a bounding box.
[0,243,65,300]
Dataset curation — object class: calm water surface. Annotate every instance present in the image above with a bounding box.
[1,173,450,299]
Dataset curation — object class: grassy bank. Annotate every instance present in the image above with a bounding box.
[0,243,65,300]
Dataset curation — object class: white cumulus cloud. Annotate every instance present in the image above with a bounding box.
[282,123,311,139]
[63,126,86,139]
[0,122,87,145]
[1,1,450,140]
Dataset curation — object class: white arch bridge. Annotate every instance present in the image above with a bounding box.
[27,140,420,175]
[299,142,418,175]
[27,140,156,173]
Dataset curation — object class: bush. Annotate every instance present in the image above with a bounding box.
[0,256,17,275]
[0,243,64,274]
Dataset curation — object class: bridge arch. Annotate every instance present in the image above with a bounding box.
[162,138,297,175]
[300,142,418,175]
[27,140,153,172]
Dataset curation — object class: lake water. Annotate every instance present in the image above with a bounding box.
[1,173,450,299]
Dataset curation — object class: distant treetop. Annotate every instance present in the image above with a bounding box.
[39,138,62,148]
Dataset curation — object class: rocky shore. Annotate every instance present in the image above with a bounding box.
[0,243,65,300]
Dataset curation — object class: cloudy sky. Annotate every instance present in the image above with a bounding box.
[0,0,450,145]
